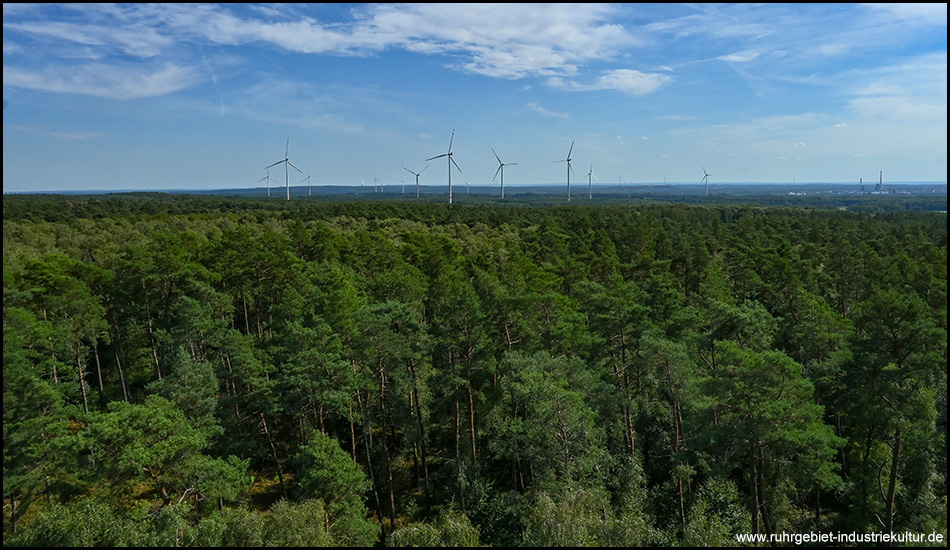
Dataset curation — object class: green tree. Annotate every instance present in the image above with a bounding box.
[353,300,429,532]
[388,508,483,547]
[5,497,140,547]
[292,430,377,546]
[844,287,946,534]
[3,307,71,535]
[697,340,842,536]
[487,351,607,493]
[9,254,110,413]
[682,478,750,547]
[80,395,249,508]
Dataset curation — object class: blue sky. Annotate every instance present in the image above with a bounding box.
[3,3,947,194]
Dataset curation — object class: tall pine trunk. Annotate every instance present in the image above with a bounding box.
[885,423,902,541]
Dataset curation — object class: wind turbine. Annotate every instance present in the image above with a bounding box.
[300,170,312,196]
[492,148,517,199]
[553,140,575,201]
[258,167,278,197]
[701,166,713,196]
[586,162,598,199]
[427,129,461,204]
[266,138,302,201]
[403,165,429,199]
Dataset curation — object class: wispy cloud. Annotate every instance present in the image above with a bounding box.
[843,52,947,122]
[861,3,947,23]
[5,124,102,140]
[2,62,203,100]
[525,102,569,118]
[718,50,760,63]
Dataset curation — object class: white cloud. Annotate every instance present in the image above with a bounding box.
[2,3,643,99]
[10,4,641,77]
[351,3,638,78]
[548,69,672,96]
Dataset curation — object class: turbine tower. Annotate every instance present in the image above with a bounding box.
[492,148,517,199]
[553,140,575,201]
[586,162,597,199]
[266,138,302,201]
[701,166,713,196]
[427,129,461,204]
[301,170,312,196]
[403,165,428,199]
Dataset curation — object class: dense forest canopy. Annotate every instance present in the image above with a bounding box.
[3,193,946,546]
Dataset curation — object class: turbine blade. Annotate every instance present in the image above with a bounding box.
[448,129,455,153]
[451,156,462,173]
[287,160,302,173]
[403,167,415,175]
[492,148,502,164]
[509,162,518,166]
[420,165,429,174]
[568,139,575,158]
[493,165,502,182]
[266,160,283,169]
[427,154,447,161]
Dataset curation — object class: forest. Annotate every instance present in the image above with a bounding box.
[3,193,947,546]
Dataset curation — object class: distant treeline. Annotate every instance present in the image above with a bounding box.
[3,196,946,546]
[3,189,946,223]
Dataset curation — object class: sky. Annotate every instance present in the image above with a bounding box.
[2,3,947,194]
